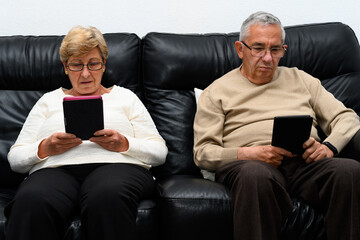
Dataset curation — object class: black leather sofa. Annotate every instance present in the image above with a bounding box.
[1,22,360,240]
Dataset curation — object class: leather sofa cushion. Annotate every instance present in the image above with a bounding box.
[142,32,244,179]
[0,90,44,187]
[156,175,233,240]
[280,23,360,80]
[322,72,360,116]
[142,32,241,90]
[0,33,142,95]
[147,88,201,179]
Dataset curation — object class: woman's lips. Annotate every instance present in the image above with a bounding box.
[80,81,92,84]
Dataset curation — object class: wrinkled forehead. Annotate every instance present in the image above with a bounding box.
[246,24,283,45]
[67,48,103,62]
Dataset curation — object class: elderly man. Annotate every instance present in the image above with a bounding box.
[193,11,360,240]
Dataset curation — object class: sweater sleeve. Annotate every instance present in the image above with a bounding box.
[305,73,360,152]
[193,88,238,171]
[121,93,168,167]
[7,96,49,173]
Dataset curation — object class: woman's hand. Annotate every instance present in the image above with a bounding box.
[90,129,129,152]
[302,137,333,163]
[38,133,82,158]
[237,146,296,168]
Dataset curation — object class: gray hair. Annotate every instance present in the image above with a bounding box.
[240,11,286,43]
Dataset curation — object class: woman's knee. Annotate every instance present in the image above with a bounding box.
[80,164,154,211]
[6,172,78,221]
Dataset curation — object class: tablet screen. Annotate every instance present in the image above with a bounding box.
[63,95,104,140]
[271,115,313,154]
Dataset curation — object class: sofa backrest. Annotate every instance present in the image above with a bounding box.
[1,22,359,184]
[0,33,141,187]
[143,22,360,180]
[281,23,360,80]
[142,33,240,179]
[0,33,141,92]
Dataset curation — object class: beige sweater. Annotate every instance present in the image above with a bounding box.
[193,67,360,171]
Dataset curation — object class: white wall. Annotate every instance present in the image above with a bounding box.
[1,0,360,42]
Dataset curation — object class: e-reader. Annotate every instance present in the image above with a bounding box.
[271,115,313,154]
[63,95,104,140]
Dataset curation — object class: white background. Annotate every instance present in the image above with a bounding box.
[1,0,359,41]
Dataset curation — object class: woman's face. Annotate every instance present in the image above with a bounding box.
[63,47,106,96]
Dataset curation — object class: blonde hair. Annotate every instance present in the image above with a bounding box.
[59,26,108,62]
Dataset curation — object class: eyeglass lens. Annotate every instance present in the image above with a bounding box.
[67,62,103,71]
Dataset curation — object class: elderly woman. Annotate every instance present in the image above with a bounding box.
[5,26,168,240]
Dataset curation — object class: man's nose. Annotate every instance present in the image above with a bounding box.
[262,50,273,62]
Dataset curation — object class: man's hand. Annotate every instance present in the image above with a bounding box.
[237,146,296,168]
[90,129,129,152]
[38,132,82,158]
[302,137,333,163]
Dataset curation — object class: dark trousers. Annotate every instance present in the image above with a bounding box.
[4,163,154,240]
[216,157,360,240]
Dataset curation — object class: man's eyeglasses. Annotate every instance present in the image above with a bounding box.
[66,62,104,72]
[241,41,286,59]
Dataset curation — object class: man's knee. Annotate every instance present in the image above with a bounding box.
[327,158,360,183]
[219,160,285,189]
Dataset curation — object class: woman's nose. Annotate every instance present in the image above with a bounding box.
[81,66,91,78]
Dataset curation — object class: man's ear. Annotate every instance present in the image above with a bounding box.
[234,41,243,59]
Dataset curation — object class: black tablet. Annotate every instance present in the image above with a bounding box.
[63,95,104,140]
[271,115,313,154]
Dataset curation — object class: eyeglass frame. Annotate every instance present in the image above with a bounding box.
[66,61,104,72]
[241,41,287,59]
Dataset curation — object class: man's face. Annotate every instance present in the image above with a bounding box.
[235,24,286,85]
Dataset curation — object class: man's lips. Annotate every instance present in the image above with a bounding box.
[258,66,273,71]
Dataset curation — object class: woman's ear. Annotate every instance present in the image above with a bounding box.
[234,41,244,59]
[102,59,106,73]
[62,62,68,75]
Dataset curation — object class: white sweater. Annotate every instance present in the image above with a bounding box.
[8,86,168,174]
